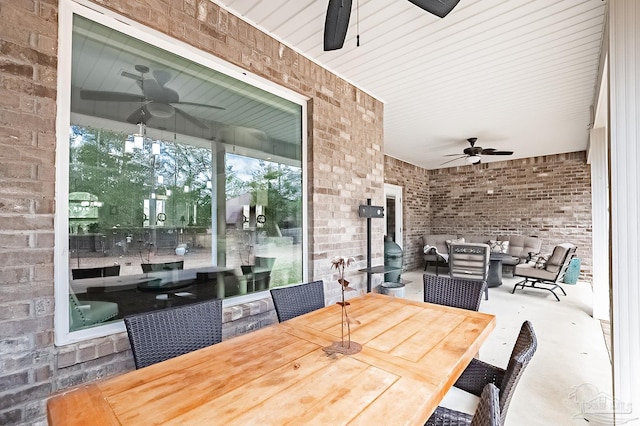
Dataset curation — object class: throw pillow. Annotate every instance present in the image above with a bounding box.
[528,253,550,269]
[445,237,465,250]
[489,240,509,254]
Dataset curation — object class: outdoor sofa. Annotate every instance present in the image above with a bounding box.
[422,234,542,276]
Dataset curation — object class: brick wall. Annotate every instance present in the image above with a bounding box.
[0,1,385,424]
[384,152,593,279]
[384,156,430,270]
[0,0,59,424]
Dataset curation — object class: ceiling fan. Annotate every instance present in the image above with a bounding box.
[324,0,461,51]
[79,65,225,129]
[441,138,514,165]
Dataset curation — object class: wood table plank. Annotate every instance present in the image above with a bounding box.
[47,385,118,426]
[351,376,440,426]
[110,339,319,424]
[48,293,495,426]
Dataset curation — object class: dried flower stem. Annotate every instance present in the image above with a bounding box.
[324,256,361,356]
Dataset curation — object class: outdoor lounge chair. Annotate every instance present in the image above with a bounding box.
[448,243,490,300]
[124,299,222,369]
[270,280,325,322]
[512,243,577,301]
[436,321,537,425]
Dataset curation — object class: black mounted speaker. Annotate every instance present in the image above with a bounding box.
[359,205,384,218]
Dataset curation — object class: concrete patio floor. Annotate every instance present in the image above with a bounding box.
[399,268,613,426]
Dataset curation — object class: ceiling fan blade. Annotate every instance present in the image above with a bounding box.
[482,149,514,155]
[174,107,208,129]
[444,153,464,157]
[140,78,168,101]
[120,71,143,81]
[173,101,225,110]
[80,90,143,103]
[440,155,465,165]
[324,0,352,51]
[152,69,172,87]
[407,0,461,18]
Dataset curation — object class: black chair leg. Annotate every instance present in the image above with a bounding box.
[512,278,527,294]
[513,278,564,302]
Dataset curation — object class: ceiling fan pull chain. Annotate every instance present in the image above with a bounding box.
[356,0,360,47]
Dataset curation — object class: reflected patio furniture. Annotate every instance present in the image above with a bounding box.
[423,275,486,311]
[68,291,118,332]
[242,256,276,292]
[448,243,490,300]
[124,299,222,369]
[102,265,121,277]
[196,270,242,298]
[441,321,537,425]
[425,383,500,426]
[141,260,184,273]
[512,243,577,301]
[72,265,121,280]
[255,256,276,288]
[270,280,325,322]
[71,267,103,280]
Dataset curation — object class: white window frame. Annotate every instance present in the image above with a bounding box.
[55,0,309,345]
[384,183,403,248]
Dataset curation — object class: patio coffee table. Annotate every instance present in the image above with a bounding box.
[488,252,518,287]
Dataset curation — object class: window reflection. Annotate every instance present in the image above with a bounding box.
[67,15,303,332]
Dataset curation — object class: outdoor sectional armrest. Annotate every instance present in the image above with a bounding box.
[423,245,449,262]
[453,358,506,397]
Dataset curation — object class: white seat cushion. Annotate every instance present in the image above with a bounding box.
[439,385,481,415]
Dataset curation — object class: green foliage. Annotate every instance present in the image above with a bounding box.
[245,161,302,235]
[69,126,302,244]
[69,125,213,230]
[225,164,247,200]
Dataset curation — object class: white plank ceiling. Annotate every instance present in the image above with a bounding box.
[215,0,607,169]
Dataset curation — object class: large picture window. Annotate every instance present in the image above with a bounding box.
[59,8,305,338]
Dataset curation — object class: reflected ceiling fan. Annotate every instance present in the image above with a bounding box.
[441,138,514,165]
[324,0,461,51]
[79,65,225,129]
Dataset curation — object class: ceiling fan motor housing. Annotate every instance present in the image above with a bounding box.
[463,146,483,156]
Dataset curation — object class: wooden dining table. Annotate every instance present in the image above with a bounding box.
[48,292,495,425]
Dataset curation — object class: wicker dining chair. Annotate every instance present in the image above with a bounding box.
[423,275,487,311]
[426,383,501,426]
[443,321,537,425]
[124,299,222,369]
[270,280,325,322]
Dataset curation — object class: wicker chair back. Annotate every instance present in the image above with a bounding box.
[423,275,487,311]
[426,383,501,426]
[270,280,325,322]
[498,320,537,424]
[124,299,222,369]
